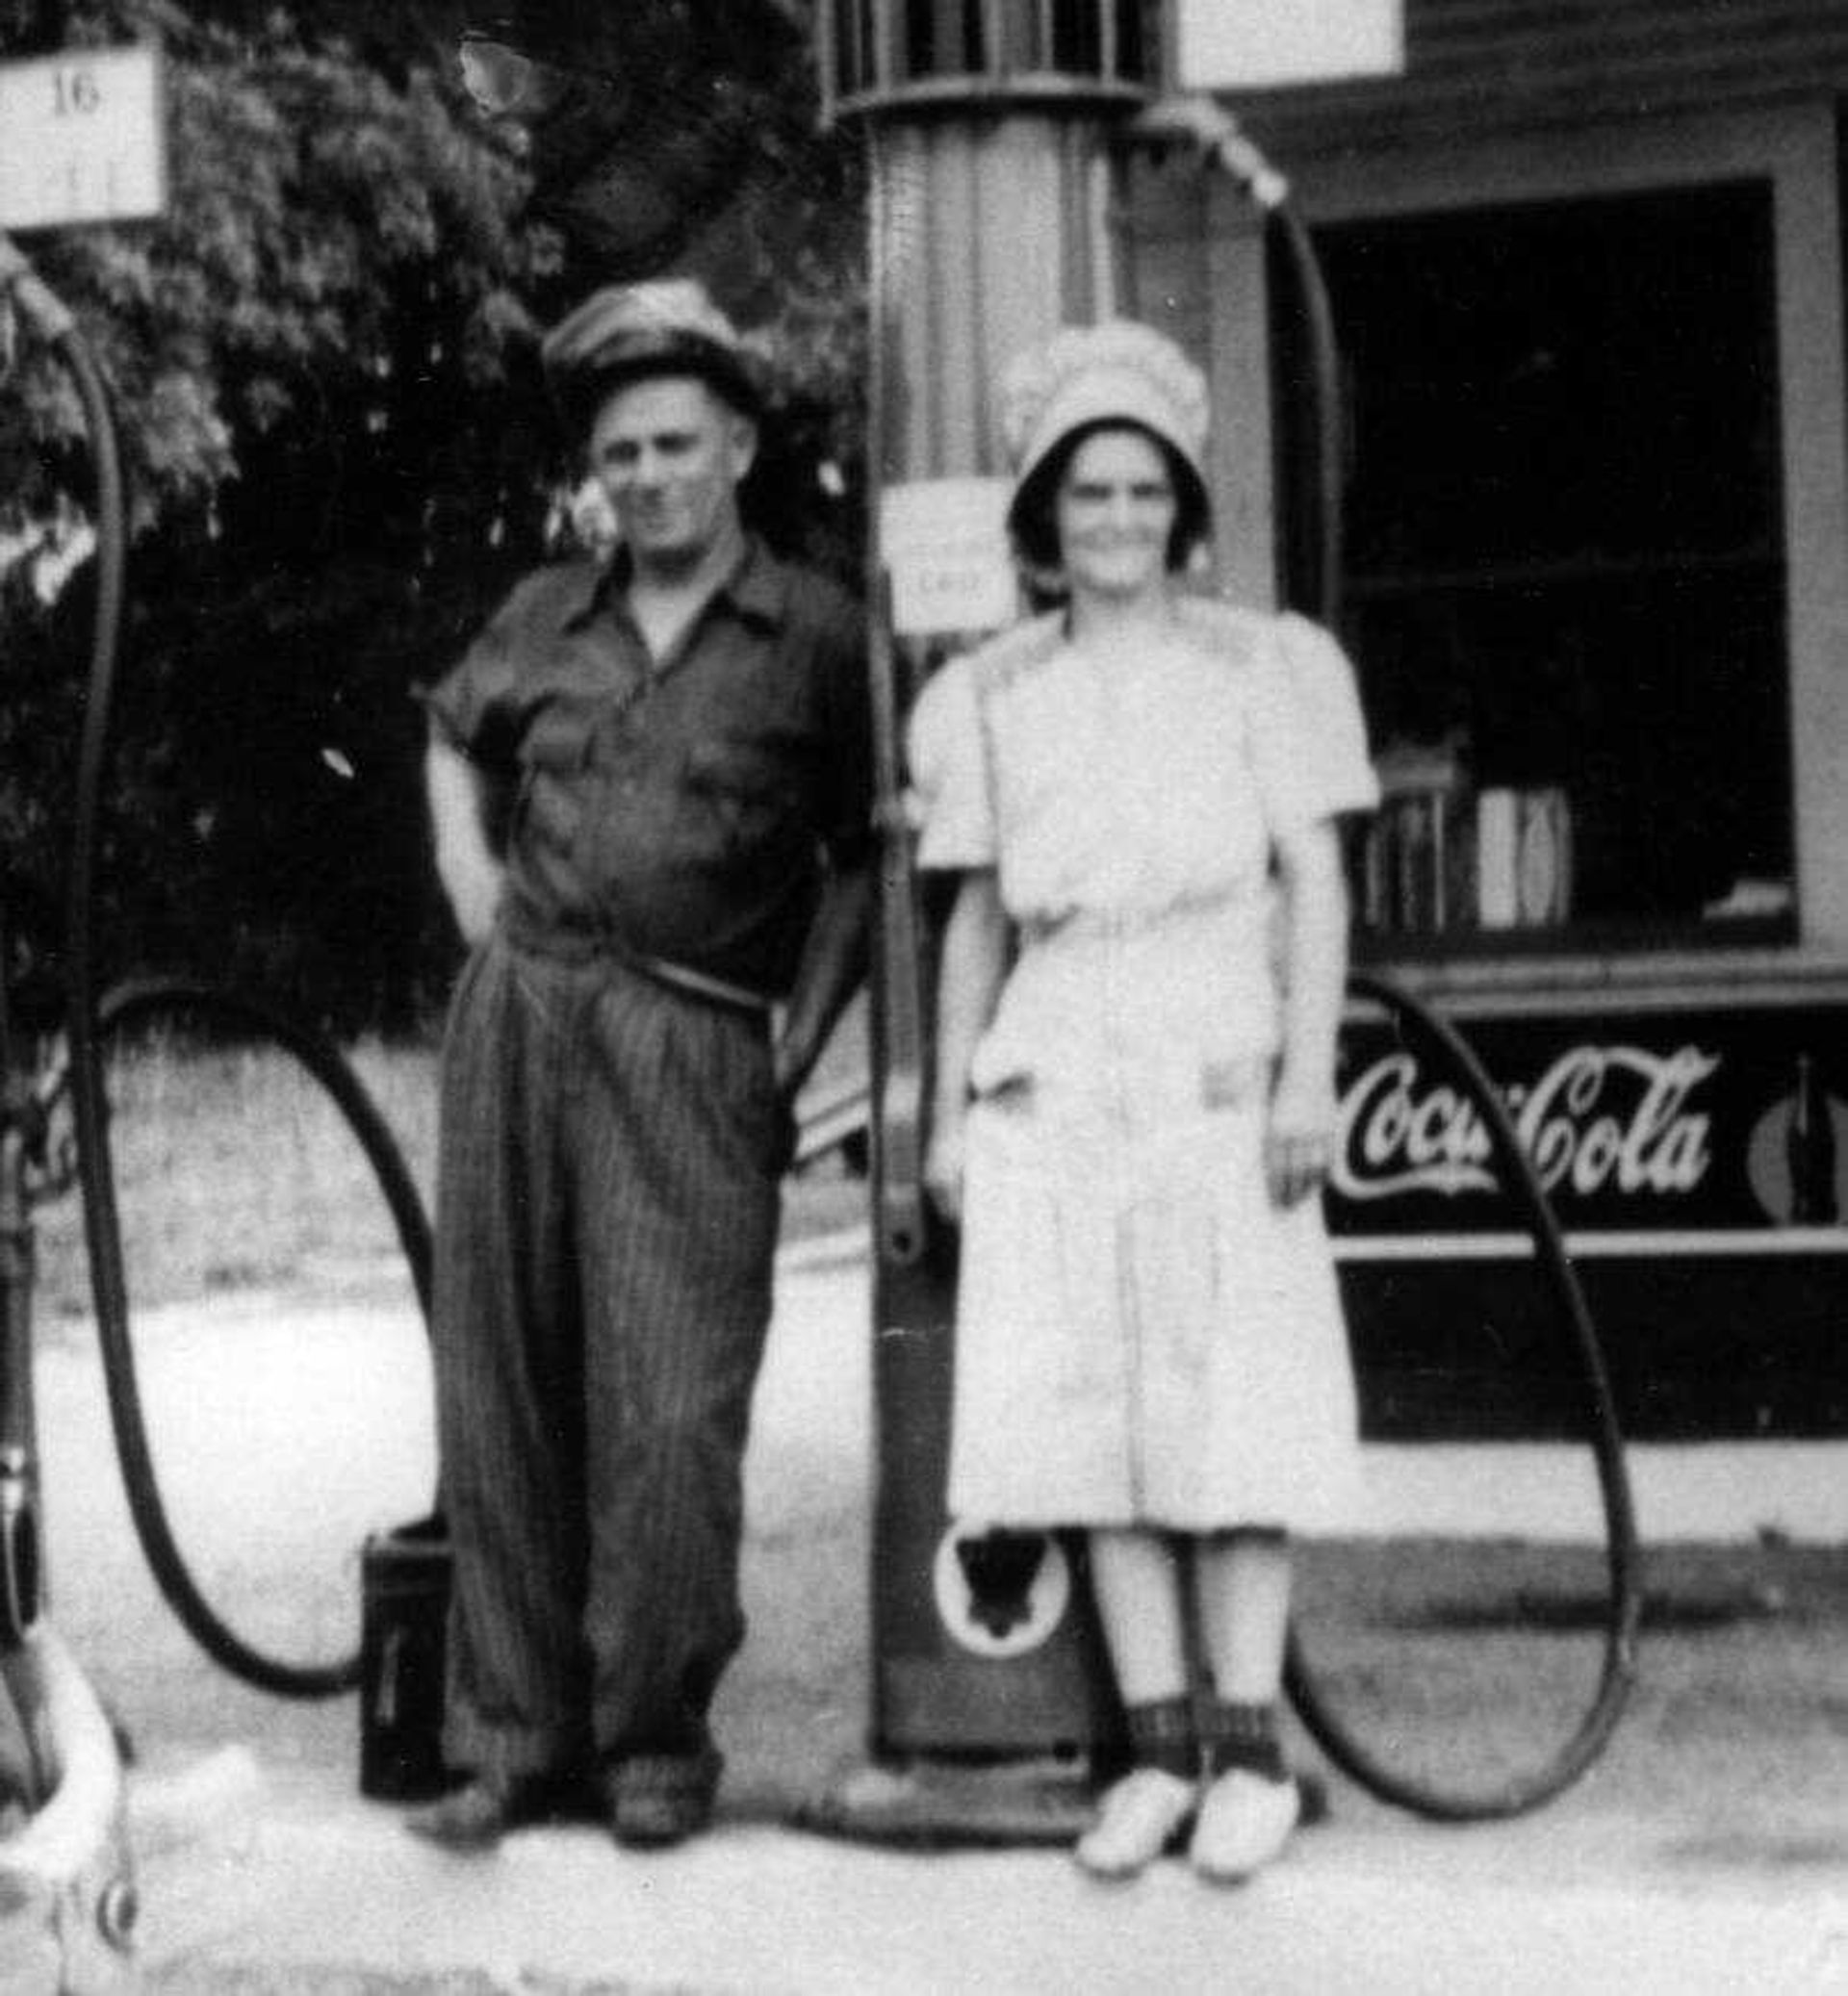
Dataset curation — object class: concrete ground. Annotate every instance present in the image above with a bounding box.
[25,1231,1848,1993]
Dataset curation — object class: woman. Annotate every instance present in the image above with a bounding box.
[911,321,1377,1882]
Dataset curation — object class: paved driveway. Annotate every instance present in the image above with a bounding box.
[25,1236,1848,1991]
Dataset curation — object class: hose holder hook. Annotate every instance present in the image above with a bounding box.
[1129,92,1292,213]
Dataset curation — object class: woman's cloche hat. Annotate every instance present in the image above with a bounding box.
[999,319,1211,525]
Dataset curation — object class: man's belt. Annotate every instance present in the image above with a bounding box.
[627,948,774,1016]
[500,908,774,1017]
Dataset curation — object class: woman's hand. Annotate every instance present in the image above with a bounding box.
[1266,1071,1336,1208]
[924,1117,967,1225]
[1267,816,1348,1209]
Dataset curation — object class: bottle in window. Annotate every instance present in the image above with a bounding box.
[1788,1053,1838,1225]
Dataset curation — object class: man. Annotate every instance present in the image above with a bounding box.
[409,279,870,1852]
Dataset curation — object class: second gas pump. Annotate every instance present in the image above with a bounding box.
[833,31,1195,1838]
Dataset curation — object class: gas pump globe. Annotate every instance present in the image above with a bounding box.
[819,0,1152,115]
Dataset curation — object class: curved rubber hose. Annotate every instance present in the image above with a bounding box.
[1283,970,1643,1819]
[1271,199,1345,631]
[76,974,433,1701]
[57,325,431,1698]
[97,974,433,1318]
[1262,197,1641,1812]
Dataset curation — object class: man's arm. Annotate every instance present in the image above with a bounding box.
[424,726,505,947]
[772,859,871,1106]
[774,585,879,1109]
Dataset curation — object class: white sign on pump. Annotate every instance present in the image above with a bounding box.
[1174,0,1404,90]
[0,47,167,230]
[880,477,1017,638]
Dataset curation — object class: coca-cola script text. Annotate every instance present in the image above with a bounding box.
[1334,1042,1718,1202]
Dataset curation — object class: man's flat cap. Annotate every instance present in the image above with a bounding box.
[541,279,762,426]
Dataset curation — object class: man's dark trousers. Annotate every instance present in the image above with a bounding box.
[431,928,784,1797]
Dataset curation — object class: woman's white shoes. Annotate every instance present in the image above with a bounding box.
[1073,1768,1197,1878]
[1188,1768,1300,1882]
[1076,1766,1300,1881]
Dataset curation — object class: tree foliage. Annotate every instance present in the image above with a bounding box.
[2,0,866,1030]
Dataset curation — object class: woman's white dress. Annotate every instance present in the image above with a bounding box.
[909,597,1378,1532]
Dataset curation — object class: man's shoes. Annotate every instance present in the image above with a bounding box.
[1188,1768,1300,1883]
[403,1772,577,1853]
[607,1785,712,1848]
[1073,1768,1197,1880]
[602,1749,722,1850]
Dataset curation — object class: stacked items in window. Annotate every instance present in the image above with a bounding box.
[1475,784,1573,930]
[1361,738,1470,934]
[1362,740,1573,935]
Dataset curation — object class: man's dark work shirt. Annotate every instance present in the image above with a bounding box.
[425,540,872,997]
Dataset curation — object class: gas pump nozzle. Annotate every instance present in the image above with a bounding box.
[0,234,77,342]
[0,1098,42,1655]
[1130,93,1292,212]
[0,1445,40,1650]
[866,578,929,1267]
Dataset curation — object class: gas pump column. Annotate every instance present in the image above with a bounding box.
[818,3,1154,1790]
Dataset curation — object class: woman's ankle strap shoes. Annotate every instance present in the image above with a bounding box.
[1073,1764,1301,1882]
[1188,1767,1301,1883]
[1074,1768,1198,1878]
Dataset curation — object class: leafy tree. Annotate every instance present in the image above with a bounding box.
[1,0,867,1030]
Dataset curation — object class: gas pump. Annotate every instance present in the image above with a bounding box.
[820,4,1155,1841]
[1,26,433,1709]
[0,19,164,1978]
[805,1,1641,1837]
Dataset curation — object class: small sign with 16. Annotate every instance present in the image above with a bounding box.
[0,45,166,232]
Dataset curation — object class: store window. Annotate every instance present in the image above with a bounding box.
[1290,181,1793,951]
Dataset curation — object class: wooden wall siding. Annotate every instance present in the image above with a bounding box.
[1216,0,1848,161]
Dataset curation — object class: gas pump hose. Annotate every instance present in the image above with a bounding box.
[1265,161,1641,1819]
[1132,95,1344,624]
[1286,973,1642,1818]
[5,233,432,1699]
[1255,141,1639,1826]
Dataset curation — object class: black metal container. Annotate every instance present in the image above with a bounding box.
[358,1515,451,1802]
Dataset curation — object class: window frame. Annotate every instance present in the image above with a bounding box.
[1211,102,1848,961]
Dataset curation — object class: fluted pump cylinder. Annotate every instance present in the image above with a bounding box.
[867,113,1125,490]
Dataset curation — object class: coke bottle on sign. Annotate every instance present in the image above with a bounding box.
[1788,1052,1838,1225]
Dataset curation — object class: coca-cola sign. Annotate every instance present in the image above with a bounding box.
[1335,1042,1718,1203]
[1326,993,1848,1442]
[1325,1002,1844,1234]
